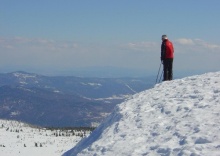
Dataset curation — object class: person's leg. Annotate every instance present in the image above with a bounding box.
[167,58,173,80]
[163,59,168,81]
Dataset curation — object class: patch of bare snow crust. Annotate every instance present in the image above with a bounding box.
[64,72,220,156]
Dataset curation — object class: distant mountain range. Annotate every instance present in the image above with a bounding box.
[0,71,154,127]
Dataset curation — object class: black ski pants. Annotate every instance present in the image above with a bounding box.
[163,58,173,81]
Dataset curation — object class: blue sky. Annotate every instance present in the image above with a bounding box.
[0,0,220,76]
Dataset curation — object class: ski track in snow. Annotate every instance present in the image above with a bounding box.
[64,72,220,156]
[124,83,137,93]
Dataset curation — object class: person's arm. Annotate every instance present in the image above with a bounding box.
[161,42,166,61]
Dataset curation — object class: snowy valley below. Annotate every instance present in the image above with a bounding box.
[0,119,93,156]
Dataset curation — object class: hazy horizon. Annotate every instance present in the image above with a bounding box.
[1,1,219,77]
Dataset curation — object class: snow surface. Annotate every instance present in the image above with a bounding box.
[64,72,220,156]
[0,120,91,156]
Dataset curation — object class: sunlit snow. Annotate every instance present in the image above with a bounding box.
[64,72,220,156]
[0,120,91,156]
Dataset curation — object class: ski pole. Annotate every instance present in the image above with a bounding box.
[159,70,163,82]
[155,63,162,84]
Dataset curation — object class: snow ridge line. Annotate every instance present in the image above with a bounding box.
[64,72,220,156]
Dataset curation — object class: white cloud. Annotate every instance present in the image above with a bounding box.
[175,38,195,45]
[121,41,159,52]
[120,38,220,53]
[173,38,220,72]
[0,36,219,74]
[175,38,220,51]
[194,39,220,50]
[0,37,79,51]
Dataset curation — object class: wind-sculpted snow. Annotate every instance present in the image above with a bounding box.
[64,72,220,156]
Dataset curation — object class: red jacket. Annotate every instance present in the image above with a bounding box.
[161,39,174,60]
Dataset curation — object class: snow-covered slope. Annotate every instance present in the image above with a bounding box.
[64,72,220,156]
[0,120,92,156]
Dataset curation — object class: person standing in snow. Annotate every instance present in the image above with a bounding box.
[161,35,174,81]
